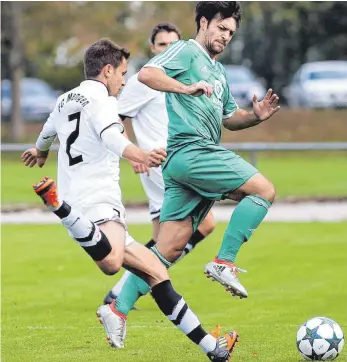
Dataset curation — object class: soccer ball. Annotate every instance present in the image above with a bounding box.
[297,317,344,360]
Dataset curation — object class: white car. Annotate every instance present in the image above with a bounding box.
[224,65,267,108]
[284,61,347,108]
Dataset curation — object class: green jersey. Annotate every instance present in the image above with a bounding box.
[145,39,238,153]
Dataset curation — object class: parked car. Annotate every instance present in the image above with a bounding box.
[284,61,347,108]
[1,78,58,122]
[223,65,267,108]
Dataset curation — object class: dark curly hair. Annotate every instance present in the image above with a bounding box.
[195,1,242,32]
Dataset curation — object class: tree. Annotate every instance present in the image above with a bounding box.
[2,2,25,141]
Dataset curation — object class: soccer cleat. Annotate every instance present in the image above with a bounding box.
[96,301,127,348]
[207,330,239,361]
[103,290,139,311]
[204,257,248,298]
[33,177,60,209]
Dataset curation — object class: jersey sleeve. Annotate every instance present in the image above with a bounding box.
[144,40,192,78]
[35,100,58,151]
[118,73,157,118]
[222,72,239,119]
[92,97,124,137]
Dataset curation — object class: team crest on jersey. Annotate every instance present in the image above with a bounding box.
[201,65,208,73]
[214,80,223,100]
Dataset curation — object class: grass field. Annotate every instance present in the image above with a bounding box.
[2,151,347,206]
[2,222,346,362]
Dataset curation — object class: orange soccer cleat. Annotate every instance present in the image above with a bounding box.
[33,177,60,209]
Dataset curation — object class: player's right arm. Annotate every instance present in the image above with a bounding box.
[138,41,213,97]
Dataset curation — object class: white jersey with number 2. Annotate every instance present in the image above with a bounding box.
[39,80,125,223]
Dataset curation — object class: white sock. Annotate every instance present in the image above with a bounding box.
[111,270,131,296]
[174,243,193,263]
[60,209,96,240]
[199,334,217,353]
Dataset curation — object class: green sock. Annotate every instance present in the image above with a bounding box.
[115,272,150,316]
[115,246,171,316]
[217,194,272,263]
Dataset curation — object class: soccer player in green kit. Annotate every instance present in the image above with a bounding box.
[111,1,280,346]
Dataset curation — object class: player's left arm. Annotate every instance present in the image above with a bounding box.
[223,88,280,131]
[22,102,58,168]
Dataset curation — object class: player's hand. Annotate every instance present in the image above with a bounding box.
[185,81,213,98]
[21,148,38,168]
[36,149,49,168]
[253,89,280,121]
[130,160,150,176]
[146,148,167,167]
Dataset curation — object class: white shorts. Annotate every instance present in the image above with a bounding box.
[140,166,164,221]
[63,180,135,246]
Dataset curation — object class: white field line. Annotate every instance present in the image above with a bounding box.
[1,202,347,224]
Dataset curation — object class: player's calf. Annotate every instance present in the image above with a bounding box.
[156,218,193,263]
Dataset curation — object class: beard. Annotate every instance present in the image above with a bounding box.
[205,36,224,55]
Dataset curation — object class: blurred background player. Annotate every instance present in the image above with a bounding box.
[104,22,216,304]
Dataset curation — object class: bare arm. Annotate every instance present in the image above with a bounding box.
[223,89,280,131]
[138,67,213,97]
[222,109,262,131]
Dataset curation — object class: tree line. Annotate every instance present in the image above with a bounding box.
[1,1,346,139]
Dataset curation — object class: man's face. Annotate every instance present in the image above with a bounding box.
[151,31,180,55]
[106,57,127,97]
[200,14,237,56]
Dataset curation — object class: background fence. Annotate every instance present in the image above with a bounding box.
[3,142,347,166]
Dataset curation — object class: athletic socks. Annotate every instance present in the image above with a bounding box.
[53,201,112,261]
[115,245,171,315]
[217,194,272,262]
[54,201,98,240]
[111,228,207,309]
[176,230,205,262]
[151,280,216,354]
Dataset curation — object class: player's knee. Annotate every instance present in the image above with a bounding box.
[158,243,184,263]
[259,181,276,203]
[99,258,122,275]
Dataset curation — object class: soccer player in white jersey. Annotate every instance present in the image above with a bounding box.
[21,39,239,361]
[104,23,216,305]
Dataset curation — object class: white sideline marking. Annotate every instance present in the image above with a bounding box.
[2,202,347,224]
[20,323,347,330]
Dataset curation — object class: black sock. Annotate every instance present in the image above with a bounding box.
[144,239,156,249]
[53,201,71,219]
[151,280,208,345]
[188,230,205,248]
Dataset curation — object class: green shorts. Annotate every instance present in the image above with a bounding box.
[160,142,258,231]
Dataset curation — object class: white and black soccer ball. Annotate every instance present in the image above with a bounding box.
[297,317,344,360]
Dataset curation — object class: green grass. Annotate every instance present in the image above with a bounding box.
[2,222,347,362]
[1,152,347,206]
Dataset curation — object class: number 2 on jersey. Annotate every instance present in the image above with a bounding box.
[66,111,83,166]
